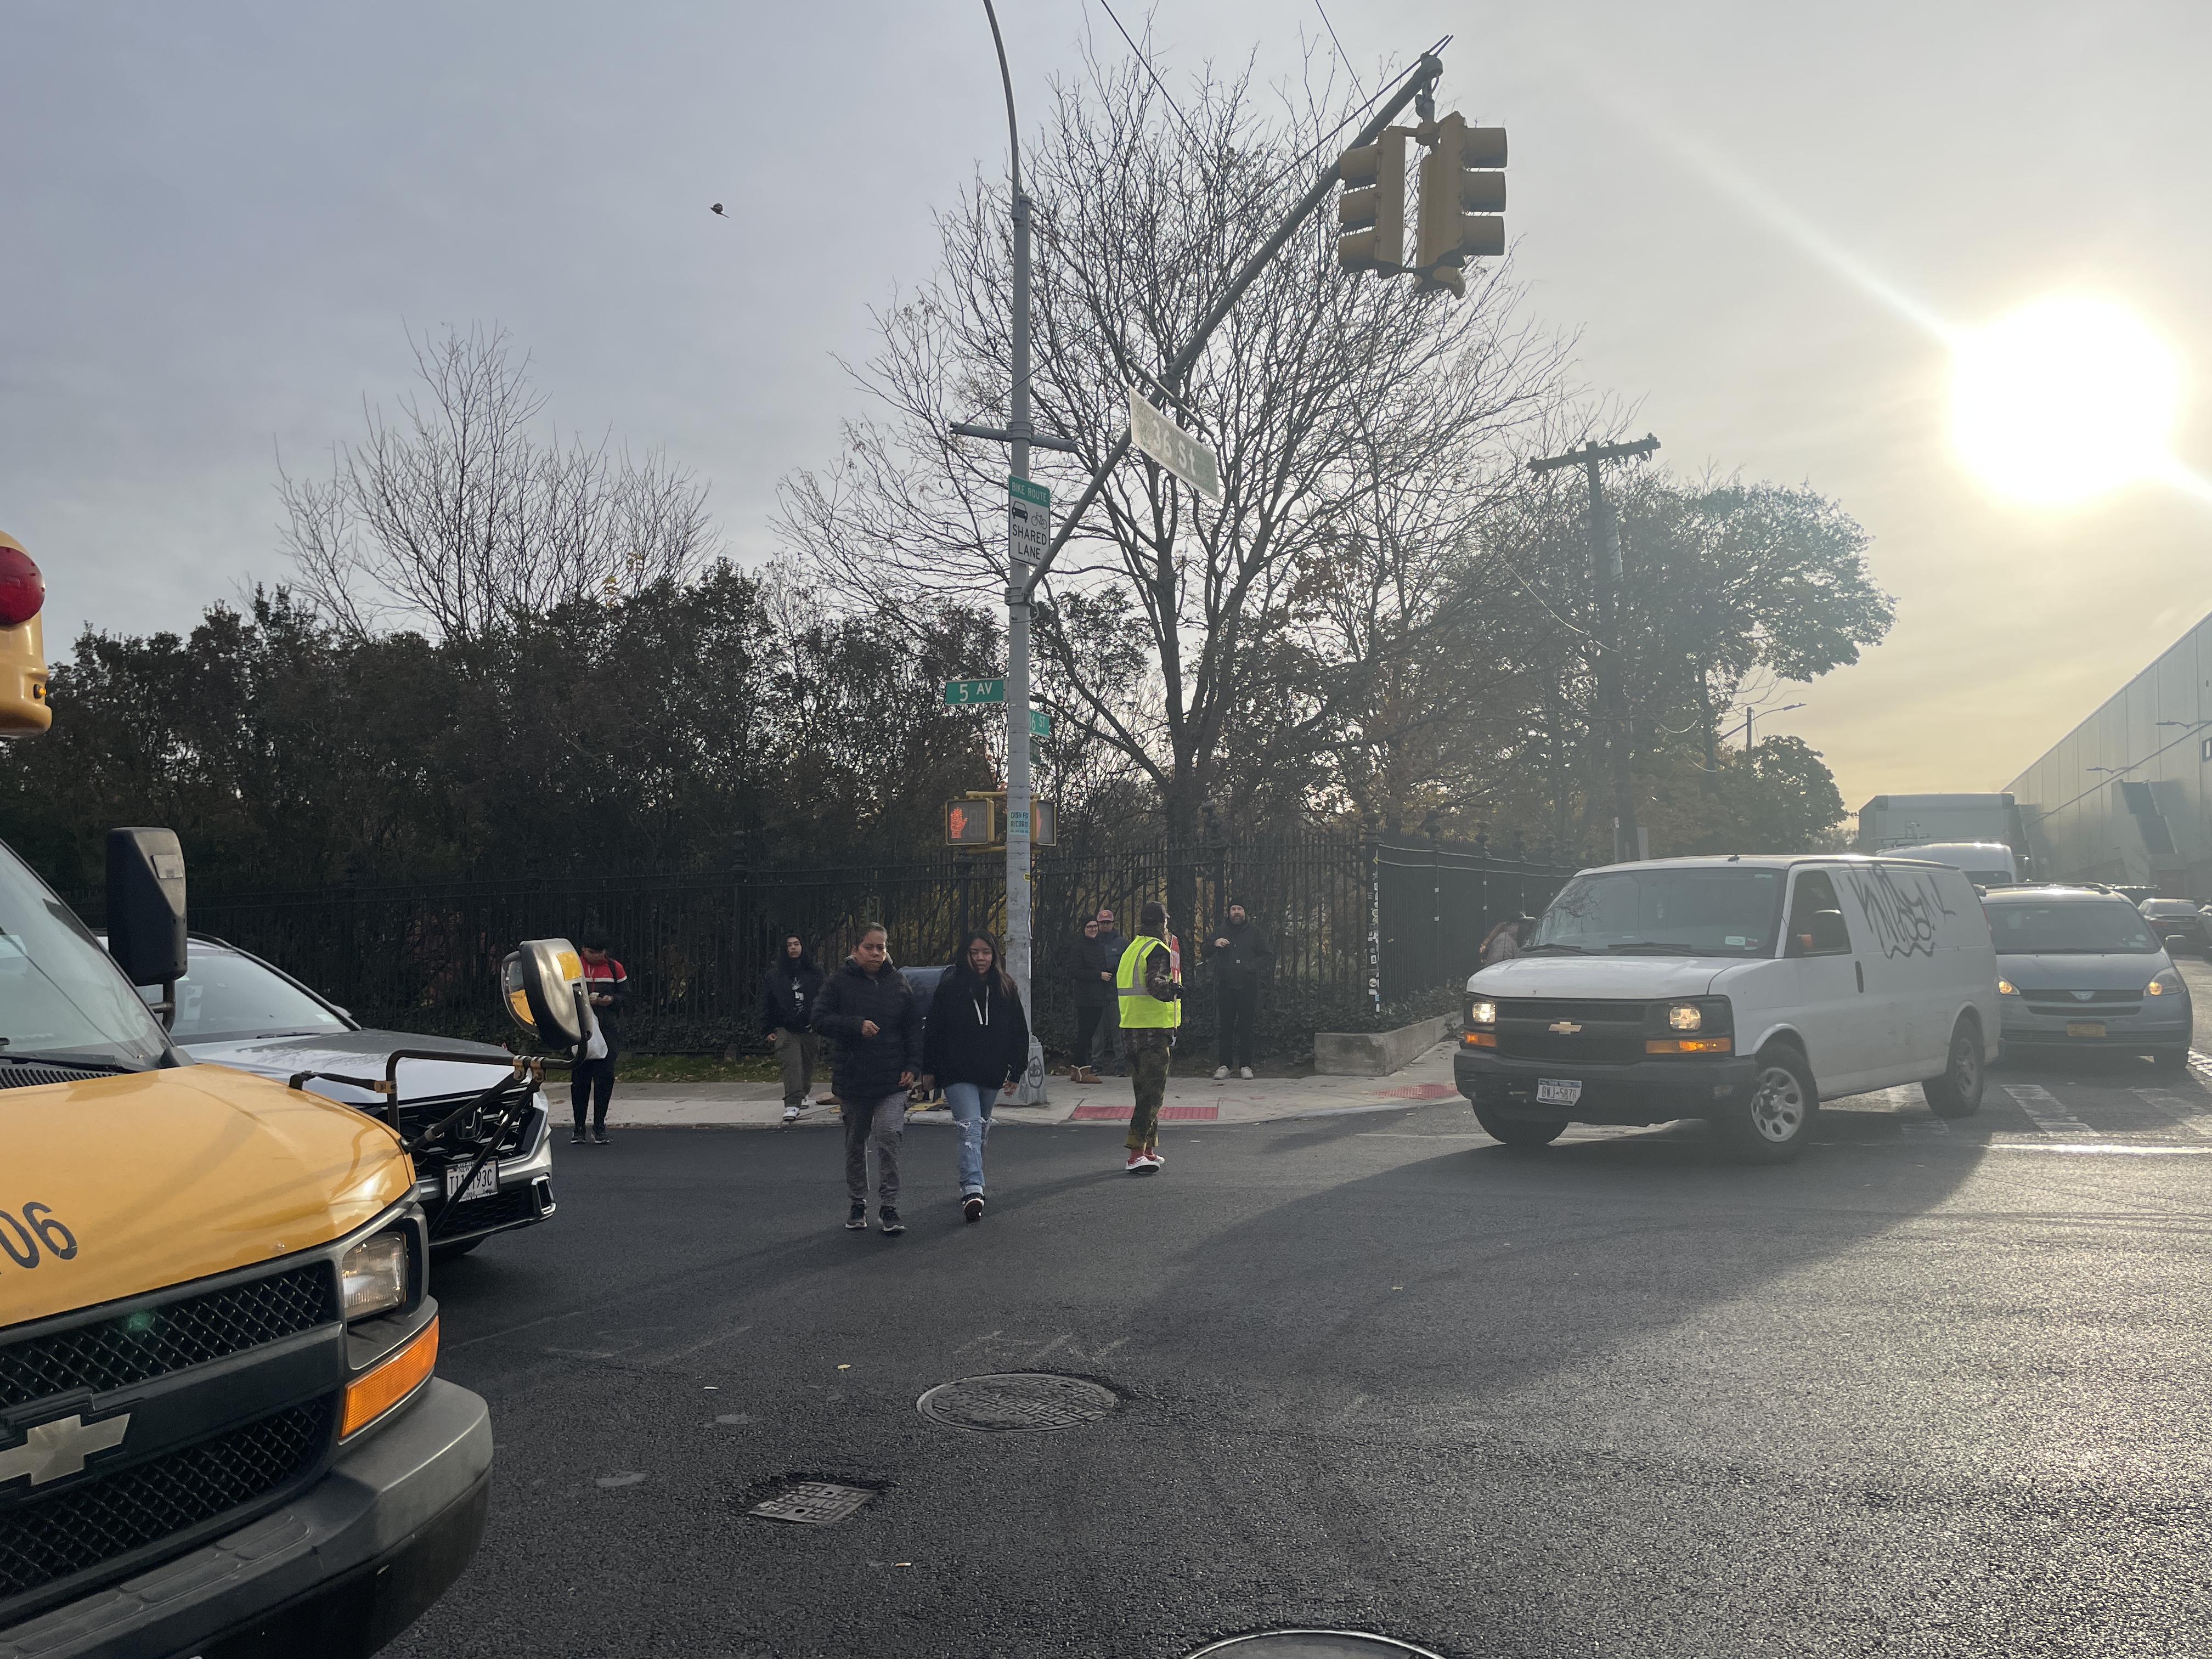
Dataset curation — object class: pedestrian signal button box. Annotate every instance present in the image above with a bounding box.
[946,800,995,845]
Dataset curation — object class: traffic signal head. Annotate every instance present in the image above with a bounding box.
[1415,113,1507,299]
[946,799,995,846]
[0,532,50,737]
[1335,131,1407,275]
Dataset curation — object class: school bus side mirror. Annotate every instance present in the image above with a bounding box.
[107,828,189,989]
[502,938,589,1053]
[0,533,51,737]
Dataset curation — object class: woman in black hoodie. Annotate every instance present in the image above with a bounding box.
[920,930,1031,1223]
[811,923,923,1235]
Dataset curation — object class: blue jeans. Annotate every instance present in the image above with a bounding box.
[943,1081,996,1197]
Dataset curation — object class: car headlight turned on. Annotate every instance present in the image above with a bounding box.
[2147,970,2184,997]
[1646,996,1733,1056]
[341,1232,410,1322]
[1997,979,2019,996]
[1464,998,1498,1049]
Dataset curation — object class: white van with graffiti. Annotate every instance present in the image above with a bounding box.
[1454,855,2000,1161]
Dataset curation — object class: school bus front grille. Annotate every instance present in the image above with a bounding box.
[0,1397,333,1604]
[0,1265,337,1410]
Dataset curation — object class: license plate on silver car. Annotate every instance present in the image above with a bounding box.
[446,1160,499,1203]
[1536,1078,1583,1106]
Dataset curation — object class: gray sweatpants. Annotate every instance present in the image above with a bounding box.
[843,1091,907,1204]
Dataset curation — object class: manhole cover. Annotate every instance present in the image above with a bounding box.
[747,1481,877,1525]
[916,1372,1120,1432]
[1186,1635,1443,1659]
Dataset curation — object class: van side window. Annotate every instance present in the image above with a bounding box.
[1788,870,1852,957]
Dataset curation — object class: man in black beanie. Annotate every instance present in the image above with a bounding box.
[1113,900,1181,1173]
[1208,899,1272,1080]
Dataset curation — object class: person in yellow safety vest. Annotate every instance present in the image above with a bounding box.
[1114,900,1182,1174]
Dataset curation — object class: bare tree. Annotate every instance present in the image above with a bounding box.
[777,49,1573,833]
[280,325,718,644]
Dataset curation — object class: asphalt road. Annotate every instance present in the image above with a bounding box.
[392,1028,2212,1658]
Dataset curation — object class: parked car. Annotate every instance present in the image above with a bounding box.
[1454,855,1999,1161]
[1989,888,2193,1069]
[112,933,557,1257]
[2137,897,2212,958]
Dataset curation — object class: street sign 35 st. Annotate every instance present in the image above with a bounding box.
[1129,390,1221,500]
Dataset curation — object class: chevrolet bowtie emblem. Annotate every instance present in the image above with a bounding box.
[0,1412,131,1488]
[1549,1020,1582,1034]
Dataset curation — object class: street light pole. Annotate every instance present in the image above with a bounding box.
[1529,435,1660,864]
[1740,701,1805,750]
[984,0,1046,1101]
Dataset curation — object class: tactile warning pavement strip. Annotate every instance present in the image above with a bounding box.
[747,1482,877,1525]
[916,1373,1121,1433]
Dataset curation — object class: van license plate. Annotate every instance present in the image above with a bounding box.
[446,1160,499,1203]
[1535,1078,1583,1106]
[2065,1021,2106,1039]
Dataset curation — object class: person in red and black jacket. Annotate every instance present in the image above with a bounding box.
[573,929,628,1145]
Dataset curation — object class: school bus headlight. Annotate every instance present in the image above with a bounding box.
[341,1315,439,1438]
[341,1232,409,1321]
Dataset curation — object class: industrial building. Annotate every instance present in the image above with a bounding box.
[2004,612,2212,896]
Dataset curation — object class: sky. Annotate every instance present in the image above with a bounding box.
[4,0,2207,816]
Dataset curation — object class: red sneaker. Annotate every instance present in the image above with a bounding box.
[1125,1150,1157,1175]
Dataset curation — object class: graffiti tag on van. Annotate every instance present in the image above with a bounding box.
[1842,866,1957,960]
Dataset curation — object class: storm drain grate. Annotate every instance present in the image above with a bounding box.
[916,1372,1120,1432]
[1186,1634,1446,1658]
[747,1481,877,1525]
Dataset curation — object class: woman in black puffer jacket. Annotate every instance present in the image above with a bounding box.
[920,930,1031,1223]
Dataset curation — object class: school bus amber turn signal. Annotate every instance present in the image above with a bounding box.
[0,532,50,736]
[342,1315,440,1438]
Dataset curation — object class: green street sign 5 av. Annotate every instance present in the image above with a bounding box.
[944,679,1005,705]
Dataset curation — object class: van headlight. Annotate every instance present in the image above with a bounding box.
[1468,998,1497,1027]
[1997,979,2018,996]
[341,1232,410,1322]
[2147,970,2183,997]
[1666,1003,1703,1032]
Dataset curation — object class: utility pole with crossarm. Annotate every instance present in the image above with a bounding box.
[1530,435,1662,865]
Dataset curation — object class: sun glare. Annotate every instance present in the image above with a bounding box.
[1950,296,2182,505]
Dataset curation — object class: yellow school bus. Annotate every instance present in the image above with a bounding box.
[0,534,570,1657]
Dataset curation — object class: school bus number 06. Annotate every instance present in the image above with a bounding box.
[0,1203,80,1270]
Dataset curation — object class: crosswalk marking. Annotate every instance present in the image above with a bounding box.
[1877,1085,1953,1137]
[2133,1089,2212,1139]
[2002,1083,2094,1136]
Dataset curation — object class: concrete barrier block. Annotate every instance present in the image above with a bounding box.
[1312,1014,1453,1076]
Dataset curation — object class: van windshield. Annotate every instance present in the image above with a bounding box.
[0,841,173,1070]
[1989,901,2162,955]
[1529,868,1785,957]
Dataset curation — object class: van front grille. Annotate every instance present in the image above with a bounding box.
[0,1265,337,1409]
[0,1398,332,1602]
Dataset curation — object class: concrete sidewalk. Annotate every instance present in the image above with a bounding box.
[603,1042,1464,1130]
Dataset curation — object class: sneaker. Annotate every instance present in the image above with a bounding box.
[879,1206,906,1235]
[1239,1066,1254,1080]
[1144,1149,1165,1169]
[963,1194,985,1223]
[800,1093,816,1107]
[1125,1150,1157,1176]
[781,1104,801,1122]
[1213,1064,1230,1080]
[845,1203,868,1230]
[570,1127,588,1144]
[591,1127,610,1145]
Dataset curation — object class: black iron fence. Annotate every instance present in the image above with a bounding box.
[70,832,1578,1059]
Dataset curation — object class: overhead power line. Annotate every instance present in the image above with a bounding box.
[1097,0,1209,155]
